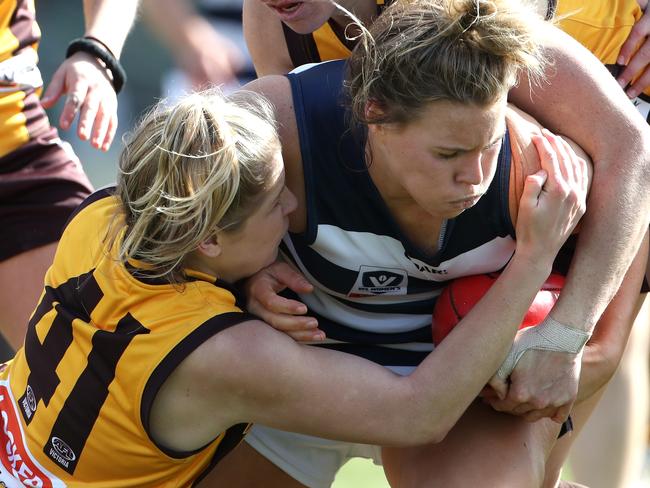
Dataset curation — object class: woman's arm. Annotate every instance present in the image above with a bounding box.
[505,23,650,415]
[575,233,648,403]
[510,24,650,330]
[141,0,244,87]
[82,0,137,57]
[151,251,573,451]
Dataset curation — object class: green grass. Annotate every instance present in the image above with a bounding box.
[332,458,390,488]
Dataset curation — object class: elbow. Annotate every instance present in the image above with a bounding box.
[414,424,452,446]
[400,415,454,447]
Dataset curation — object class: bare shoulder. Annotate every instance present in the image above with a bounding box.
[243,76,292,121]
[149,319,280,452]
[243,76,306,232]
[507,104,592,224]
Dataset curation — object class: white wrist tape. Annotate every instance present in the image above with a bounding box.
[496,316,591,379]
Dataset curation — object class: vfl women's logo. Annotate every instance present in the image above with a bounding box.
[348,266,408,297]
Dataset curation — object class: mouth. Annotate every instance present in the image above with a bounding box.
[267,1,303,16]
[451,194,483,209]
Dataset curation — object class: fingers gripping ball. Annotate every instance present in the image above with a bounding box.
[432,272,565,345]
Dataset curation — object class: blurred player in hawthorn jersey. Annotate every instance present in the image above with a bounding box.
[0,0,136,351]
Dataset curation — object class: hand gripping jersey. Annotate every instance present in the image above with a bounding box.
[283,60,518,368]
[0,189,251,487]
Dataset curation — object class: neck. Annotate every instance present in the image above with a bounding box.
[184,251,222,281]
[365,135,413,208]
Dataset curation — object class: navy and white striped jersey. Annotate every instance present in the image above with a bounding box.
[284,60,516,367]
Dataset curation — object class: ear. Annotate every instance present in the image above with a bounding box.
[364,99,386,124]
[196,234,222,258]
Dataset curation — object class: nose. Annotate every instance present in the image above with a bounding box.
[455,155,483,186]
[282,187,298,216]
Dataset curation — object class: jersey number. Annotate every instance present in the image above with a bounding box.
[17,270,149,474]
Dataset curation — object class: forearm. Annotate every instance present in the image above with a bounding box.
[511,25,650,332]
[575,234,649,402]
[406,255,554,437]
[237,256,556,446]
[83,0,138,57]
[141,0,205,50]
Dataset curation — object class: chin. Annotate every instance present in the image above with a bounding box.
[262,250,280,270]
[286,19,327,35]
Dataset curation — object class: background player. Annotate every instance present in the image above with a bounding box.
[0,0,137,350]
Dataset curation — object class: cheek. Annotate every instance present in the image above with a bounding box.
[482,153,500,184]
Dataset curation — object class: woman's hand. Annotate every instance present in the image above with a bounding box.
[41,52,118,151]
[243,262,325,342]
[617,5,650,99]
[513,129,588,267]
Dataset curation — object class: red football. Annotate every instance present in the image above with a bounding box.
[432,272,565,345]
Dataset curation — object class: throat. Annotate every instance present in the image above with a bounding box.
[388,201,446,256]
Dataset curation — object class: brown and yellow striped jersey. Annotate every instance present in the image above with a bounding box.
[0,0,56,160]
[0,188,251,487]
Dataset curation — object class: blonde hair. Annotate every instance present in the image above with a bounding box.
[115,89,280,282]
[347,0,547,125]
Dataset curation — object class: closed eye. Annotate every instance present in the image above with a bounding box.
[437,152,458,160]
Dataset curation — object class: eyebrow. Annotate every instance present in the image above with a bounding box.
[434,130,507,153]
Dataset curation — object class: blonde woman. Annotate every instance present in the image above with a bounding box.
[0,85,586,486]
[204,0,649,486]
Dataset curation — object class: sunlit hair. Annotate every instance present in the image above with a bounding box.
[346,0,547,125]
[115,89,280,282]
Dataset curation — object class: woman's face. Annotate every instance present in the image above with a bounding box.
[259,0,338,34]
[368,96,508,220]
[212,150,297,282]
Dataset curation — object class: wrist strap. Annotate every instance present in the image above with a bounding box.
[496,315,591,379]
[82,35,117,59]
[66,37,126,94]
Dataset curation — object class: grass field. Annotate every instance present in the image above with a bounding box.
[333,459,389,488]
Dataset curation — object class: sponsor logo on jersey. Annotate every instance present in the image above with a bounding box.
[348,266,408,296]
[19,385,37,422]
[49,438,75,468]
[404,254,448,276]
[23,386,36,418]
[0,382,64,488]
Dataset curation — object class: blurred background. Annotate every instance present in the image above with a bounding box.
[38,1,169,188]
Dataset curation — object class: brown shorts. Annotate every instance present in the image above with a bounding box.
[0,135,93,261]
